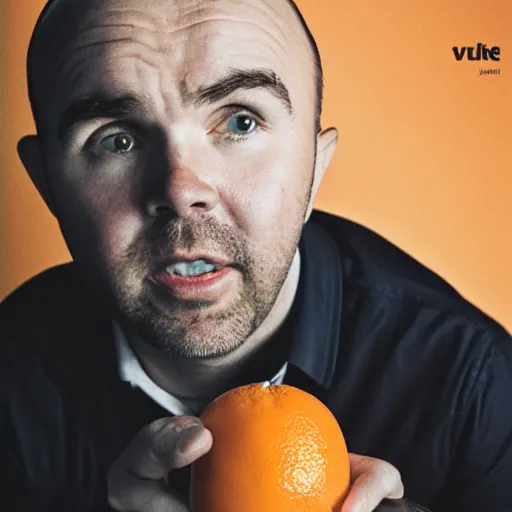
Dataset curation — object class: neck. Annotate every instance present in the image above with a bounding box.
[125,250,302,406]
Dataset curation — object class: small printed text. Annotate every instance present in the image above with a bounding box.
[479,68,500,76]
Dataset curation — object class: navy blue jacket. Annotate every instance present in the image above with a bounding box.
[1,211,511,511]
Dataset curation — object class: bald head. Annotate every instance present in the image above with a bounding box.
[18,0,339,360]
[26,0,324,137]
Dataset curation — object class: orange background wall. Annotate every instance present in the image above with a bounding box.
[1,0,510,332]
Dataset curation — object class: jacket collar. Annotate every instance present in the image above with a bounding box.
[287,215,343,389]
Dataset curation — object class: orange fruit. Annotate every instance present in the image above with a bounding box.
[190,381,350,512]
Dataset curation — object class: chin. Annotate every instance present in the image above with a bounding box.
[121,297,258,359]
[154,323,250,359]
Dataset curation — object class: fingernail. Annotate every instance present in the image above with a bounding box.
[178,425,203,453]
[170,417,202,434]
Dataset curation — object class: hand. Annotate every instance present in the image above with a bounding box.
[107,416,212,511]
[341,454,404,512]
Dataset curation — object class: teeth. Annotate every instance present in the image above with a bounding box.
[165,259,217,277]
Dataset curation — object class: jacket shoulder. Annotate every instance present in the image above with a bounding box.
[0,264,113,373]
[310,210,508,336]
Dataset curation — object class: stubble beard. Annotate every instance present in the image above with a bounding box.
[111,212,306,359]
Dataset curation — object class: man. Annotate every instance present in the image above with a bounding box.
[1,0,511,510]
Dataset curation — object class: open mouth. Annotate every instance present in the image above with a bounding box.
[150,253,235,300]
[164,259,220,278]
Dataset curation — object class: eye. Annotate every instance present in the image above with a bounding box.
[226,114,257,135]
[100,133,135,153]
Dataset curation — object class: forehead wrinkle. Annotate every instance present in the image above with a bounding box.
[52,12,171,97]
[227,0,311,61]
[55,11,291,83]
[257,0,307,46]
[166,2,309,101]
[68,26,289,108]
[57,42,159,103]
[45,6,171,76]
[46,0,306,78]
[195,0,295,60]
[58,38,154,79]
[261,0,316,82]
[37,0,307,64]
[55,27,159,78]
[61,51,162,106]
[57,30,288,117]
[162,16,289,66]
[33,0,317,134]
[111,0,295,64]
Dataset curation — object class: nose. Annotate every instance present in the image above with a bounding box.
[145,157,220,218]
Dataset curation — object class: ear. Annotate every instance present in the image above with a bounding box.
[17,135,57,216]
[305,127,338,223]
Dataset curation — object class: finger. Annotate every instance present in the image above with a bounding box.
[348,454,404,498]
[341,454,404,512]
[122,416,213,480]
[108,478,189,512]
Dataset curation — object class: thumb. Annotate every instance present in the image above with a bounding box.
[124,417,213,480]
[341,454,404,512]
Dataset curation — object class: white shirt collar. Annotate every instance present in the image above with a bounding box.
[113,321,288,416]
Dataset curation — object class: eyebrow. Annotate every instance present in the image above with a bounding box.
[57,95,148,141]
[195,68,293,114]
[57,68,293,141]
